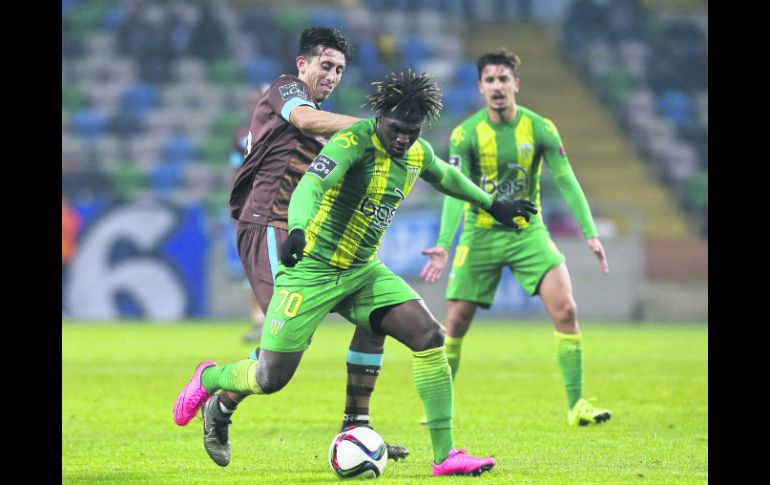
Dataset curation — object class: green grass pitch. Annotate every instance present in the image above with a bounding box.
[62,319,707,484]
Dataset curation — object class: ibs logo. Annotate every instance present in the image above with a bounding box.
[359,197,397,229]
[481,165,529,198]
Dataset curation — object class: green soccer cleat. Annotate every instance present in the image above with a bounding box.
[568,398,612,426]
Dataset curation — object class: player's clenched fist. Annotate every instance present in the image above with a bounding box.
[487,199,538,229]
[279,229,306,267]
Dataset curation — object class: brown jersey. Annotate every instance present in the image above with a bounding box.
[230,74,328,228]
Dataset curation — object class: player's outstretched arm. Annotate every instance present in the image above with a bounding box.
[422,157,537,228]
[420,193,464,283]
[289,105,361,136]
[420,246,449,283]
[587,237,609,274]
[541,117,605,272]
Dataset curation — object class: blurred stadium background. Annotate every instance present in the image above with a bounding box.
[61,0,707,323]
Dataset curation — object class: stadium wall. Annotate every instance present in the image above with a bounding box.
[64,200,705,322]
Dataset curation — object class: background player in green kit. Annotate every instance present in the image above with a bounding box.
[420,49,612,426]
[174,69,537,476]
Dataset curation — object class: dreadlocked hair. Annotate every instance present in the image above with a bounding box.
[365,69,443,127]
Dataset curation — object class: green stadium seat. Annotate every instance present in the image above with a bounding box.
[110,161,148,202]
[62,84,85,112]
[209,59,242,89]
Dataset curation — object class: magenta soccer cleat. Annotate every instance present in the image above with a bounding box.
[173,360,217,426]
[432,448,495,476]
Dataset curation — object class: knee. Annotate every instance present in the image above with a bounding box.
[445,302,476,331]
[411,320,445,352]
[554,299,578,326]
[351,327,386,354]
[256,367,290,395]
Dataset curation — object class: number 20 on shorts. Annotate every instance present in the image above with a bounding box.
[274,289,304,317]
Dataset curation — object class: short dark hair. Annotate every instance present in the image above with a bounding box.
[477,49,522,79]
[365,69,443,126]
[298,27,353,63]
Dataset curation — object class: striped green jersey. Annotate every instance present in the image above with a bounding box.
[288,118,439,270]
[449,105,572,230]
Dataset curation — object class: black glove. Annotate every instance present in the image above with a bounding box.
[487,199,538,229]
[279,229,306,267]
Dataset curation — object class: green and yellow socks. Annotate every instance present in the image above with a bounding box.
[200,359,264,395]
[554,331,584,409]
[444,335,463,381]
[413,346,454,463]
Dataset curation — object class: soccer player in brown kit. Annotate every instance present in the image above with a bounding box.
[173,27,408,466]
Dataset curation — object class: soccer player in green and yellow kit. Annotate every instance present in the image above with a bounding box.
[420,49,612,426]
[174,69,538,476]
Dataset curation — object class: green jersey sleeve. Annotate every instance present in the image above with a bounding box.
[287,129,360,233]
[435,124,473,248]
[422,154,492,218]
[540,118,598,239]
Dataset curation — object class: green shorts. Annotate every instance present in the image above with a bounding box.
[261,257,421,352]
[446,222,565,307]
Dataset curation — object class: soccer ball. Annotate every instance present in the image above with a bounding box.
[328,426,388,479]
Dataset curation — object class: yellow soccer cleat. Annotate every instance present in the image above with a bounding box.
[568,398,612,426]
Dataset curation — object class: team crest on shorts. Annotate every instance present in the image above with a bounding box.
[271,319,285,336]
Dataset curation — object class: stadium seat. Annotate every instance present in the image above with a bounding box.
[62,84,86,112]
[162,133,197,165]
[110,161,148,202]
[209,59,242,89]
[200,135,233,165]
[122,82,159,118]
[71,108,107,143]
[683,169,707,212]
[245,59,279,87]
[585,40,614,78]
[100,4,127,31]
[400,37,430,68]
[658,89,695,129]
[149,161,185,198]
[602,65,636,105]
[308,8,347,32]
[453,62,479,86]
[618,39,649,80]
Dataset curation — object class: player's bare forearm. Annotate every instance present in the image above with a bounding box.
[289,106,361,136]
[420,246,449,283]
[586,237,609,274]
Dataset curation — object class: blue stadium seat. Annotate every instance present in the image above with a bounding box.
[71,108,107,143]
[150,161,185,197]
[122,82,158,119]
[100,5,127,31]
[162,134,197,165]
[308,9,347,31]
[400,37,430,69]
[453,62,478,86]
[442,86,476,117]
[245,59,279,86]
[658,90,695,129]
[357,40,387,80]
